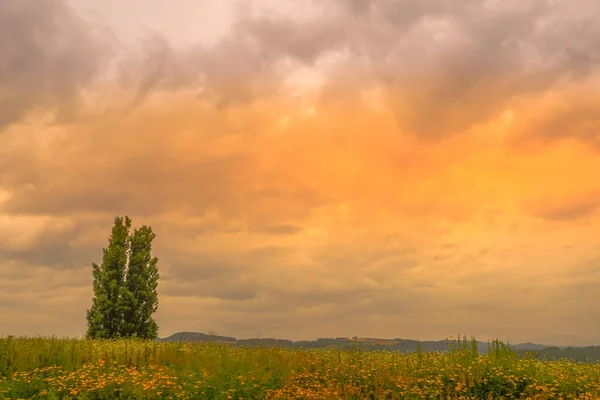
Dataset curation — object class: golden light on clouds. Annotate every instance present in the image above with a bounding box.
[1,0,600,346]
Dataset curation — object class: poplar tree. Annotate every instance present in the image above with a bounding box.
[86,216,160,339]
[120,225,160,339]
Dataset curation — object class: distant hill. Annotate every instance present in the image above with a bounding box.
[159,332,236,343]
[157,332,600,361]
[512,342,549,351]
[533,346,600,363]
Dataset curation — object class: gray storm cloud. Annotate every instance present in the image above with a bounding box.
[0,0,110,129]
[2,0,599,140]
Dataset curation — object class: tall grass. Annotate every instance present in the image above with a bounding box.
[1,335,599,399]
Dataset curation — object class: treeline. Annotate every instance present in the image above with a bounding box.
[531,346,600,363]
[159,332,600,363]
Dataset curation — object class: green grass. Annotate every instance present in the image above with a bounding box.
[1,336,599,399]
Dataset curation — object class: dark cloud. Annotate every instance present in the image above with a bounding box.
[0,216,117,269]
[238,13,347,65]
[0,0,110,130]
[120,35,173,115]
[4,0,600,143]
[310,242,418,277]
[355,0,597,140]
[158,239,426,317]
[516,94,600,149]
[1,156,327,224]
[0,150,256,217]
[248,223,303,235]
[0,0,288,127]
[0,244,97,270]
[532,196,600,221]
[233,0,600,140]
[166,247,292,283]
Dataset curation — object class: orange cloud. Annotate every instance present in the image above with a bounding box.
[1,0,600,345]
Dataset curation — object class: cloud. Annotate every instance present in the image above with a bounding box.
[510,88,600,150]
[222,0,600,140]
[527,191,600,221]
[248,224,304,235]
[4,0,600,141]
[1,0,600,345]
[120,35,173,115]
[0,214,111,269]
[0,0,112,130]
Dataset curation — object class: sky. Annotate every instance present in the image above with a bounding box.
[1,0,600,346]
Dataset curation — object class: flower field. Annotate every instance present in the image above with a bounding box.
[1,336,599,399]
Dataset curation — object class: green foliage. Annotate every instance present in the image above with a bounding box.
[120,226,160,339]
[1,336,600,399]
[86,216,159,340]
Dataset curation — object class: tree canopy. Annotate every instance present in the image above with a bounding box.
[86,216,159,339]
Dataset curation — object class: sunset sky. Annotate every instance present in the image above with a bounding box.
[1,0,600,346]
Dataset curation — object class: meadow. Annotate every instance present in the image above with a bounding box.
[1,336,599,399]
